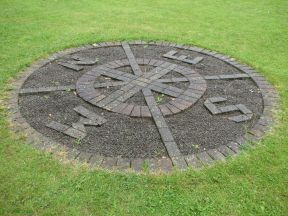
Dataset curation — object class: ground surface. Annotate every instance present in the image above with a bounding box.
[0,0,288,215]
[19,44,262,158]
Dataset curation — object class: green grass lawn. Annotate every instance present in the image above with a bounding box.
[1,0,288,215]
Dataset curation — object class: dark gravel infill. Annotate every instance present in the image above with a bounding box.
[19,92,166,158]
[168,79,262,154]
[18,43,263,158]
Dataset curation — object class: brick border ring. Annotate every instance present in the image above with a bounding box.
[6,41,279,173]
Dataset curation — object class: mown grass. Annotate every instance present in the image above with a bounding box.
[0,0,288,215]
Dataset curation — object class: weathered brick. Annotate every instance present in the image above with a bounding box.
[101,157,117,169]
[120,104,134,115]
[197,152,214,165]
[131,159,144,172]
[159,158,173,172]
[116,158,131,170]
[207,149,225,161]
[218,145,235,157]
[171,156,187,169]
[78,152,92,162]
[90,154,104,167]
[185,154,202,168]
[130,105,141,117]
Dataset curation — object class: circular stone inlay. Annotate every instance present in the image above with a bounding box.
[76,58,206,117]
[8,41,279,172]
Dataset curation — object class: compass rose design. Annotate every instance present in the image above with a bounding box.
[15,41,276,171]
[74,42,208,167]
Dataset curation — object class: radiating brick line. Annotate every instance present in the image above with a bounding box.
[122,42,142,76]
[157,73,250,83]
[93,81,128,88]
[19,85,76,95]
[121,43,187,168]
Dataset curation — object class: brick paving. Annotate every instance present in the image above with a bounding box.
[204,97,253,122]
[8,41,279,173]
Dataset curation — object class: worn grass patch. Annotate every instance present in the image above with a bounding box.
[0,0,287,215]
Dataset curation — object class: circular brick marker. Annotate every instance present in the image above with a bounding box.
[8,41,279,172]
[76,58,206,117]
